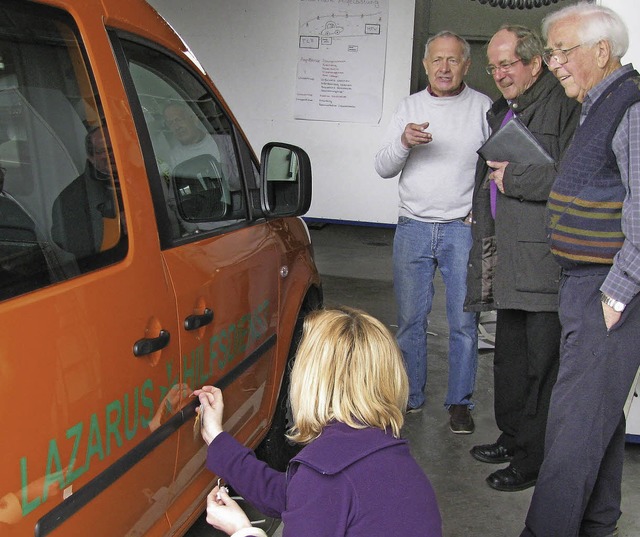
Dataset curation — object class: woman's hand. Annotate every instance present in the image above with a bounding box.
[206,485,253,535]
[193,385,224,445]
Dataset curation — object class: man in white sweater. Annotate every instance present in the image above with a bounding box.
[375,31,491,433]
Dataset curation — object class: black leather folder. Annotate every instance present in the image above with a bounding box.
[477,116,554,165]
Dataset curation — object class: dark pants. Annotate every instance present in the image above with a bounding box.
[494,309,561,474]
[521,270,640,537]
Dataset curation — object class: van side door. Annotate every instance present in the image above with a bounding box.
[113,35,284,530]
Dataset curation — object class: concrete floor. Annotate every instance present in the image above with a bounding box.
[190,223,640,537]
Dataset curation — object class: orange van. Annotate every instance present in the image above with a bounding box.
[0,0,322,535]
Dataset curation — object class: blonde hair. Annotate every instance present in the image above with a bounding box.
[287,307,408,444]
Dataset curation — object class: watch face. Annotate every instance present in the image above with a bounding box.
[602,294,625,312]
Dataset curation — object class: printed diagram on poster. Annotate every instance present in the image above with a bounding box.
[295,0,388,123]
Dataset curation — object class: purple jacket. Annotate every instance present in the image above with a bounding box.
[206,422,442,536]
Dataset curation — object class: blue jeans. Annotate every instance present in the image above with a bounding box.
[393,216,478,409]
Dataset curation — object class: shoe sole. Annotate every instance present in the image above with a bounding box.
[406,407,423,414]
[486,477,536,492]
[449,425,474,434]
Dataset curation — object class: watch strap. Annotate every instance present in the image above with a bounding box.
[601,293,626,312]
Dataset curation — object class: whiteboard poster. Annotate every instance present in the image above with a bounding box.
[295,0,388,123]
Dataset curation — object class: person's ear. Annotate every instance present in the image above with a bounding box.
[531,55,543,77]
[596,39,612,68]
[462,58,471,77]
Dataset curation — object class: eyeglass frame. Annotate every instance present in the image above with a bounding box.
[485,58,522,76]
[542,44,583,67]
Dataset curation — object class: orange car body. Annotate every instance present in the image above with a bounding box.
[0,0,321,535]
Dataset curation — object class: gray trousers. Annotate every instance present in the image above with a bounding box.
[521,268,640,537]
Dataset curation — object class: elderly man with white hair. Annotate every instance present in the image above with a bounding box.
[520,3,640,537]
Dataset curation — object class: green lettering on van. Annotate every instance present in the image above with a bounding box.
[218,327,231,369]
[233,314,250,356]
[65,421,86,485]
[183,347,196,387]
[209,333,220,371]
[206,301,271,374]
[197,343,210,384]
[18,377,158,520]
[85,413,105,467]
[106,400,123,455]
[20,457,40,516]
[249,299,269,341]
[141,378,154,429]
[43,439,64,502]
[124,388,139,441]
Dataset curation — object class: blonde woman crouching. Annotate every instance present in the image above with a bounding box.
[194,307,442,537]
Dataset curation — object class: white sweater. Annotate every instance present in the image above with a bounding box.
[374,86,492,222]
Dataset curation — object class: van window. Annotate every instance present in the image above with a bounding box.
[0,1,126,301]
[119,40,246,239]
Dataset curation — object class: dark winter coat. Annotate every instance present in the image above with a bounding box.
[465,69,580,312]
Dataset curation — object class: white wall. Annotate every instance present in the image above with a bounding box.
[147,0,413,225]
[146,1,640,225]
[601,1,640,66]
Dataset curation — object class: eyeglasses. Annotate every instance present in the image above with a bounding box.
[542,44,583,67]
[485,59,522,76]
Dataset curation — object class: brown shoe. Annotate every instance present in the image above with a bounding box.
[449,404,474,434]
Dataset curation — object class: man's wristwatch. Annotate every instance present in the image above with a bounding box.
[601,293,626,312]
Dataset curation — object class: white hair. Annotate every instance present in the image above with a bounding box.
[424,31,471,61]
[542,2,628,59]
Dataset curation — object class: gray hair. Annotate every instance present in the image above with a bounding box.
[542,2,628,59]
[496,24,545,65]
[425,31,471,62]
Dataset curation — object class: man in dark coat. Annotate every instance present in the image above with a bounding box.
[464,25,579,492]
[51,125,124,263]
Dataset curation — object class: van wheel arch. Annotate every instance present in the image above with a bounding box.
[254,287,322,471]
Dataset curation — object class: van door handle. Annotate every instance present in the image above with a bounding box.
[184,308,214,331]
[133,330,170,357]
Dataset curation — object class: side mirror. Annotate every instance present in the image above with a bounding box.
[260,143,311,218]
[172,154,229,221]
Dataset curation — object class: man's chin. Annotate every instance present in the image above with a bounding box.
[499,89,517,100]
[560,81,580,100]
[433,83,460,96]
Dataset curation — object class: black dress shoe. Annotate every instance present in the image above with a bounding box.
[486,465,537,492]
[470,442,514,464]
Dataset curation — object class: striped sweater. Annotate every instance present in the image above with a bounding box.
[547,69,640,267]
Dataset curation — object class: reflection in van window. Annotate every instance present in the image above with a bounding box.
[0,1,126,301]
[51,125,126,259]
[121,40,246,240]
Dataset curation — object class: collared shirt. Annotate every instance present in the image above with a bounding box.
[583,64,640,303]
